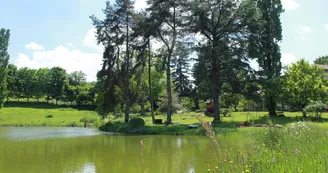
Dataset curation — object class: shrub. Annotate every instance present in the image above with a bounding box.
[98,122,121,132]
[117,124,130,133]
[158,90,182,113]
[130,104,141,113]
[128,118,145,129]
[304,101,326,120]
[68,121,78,127]
[45,115,53,118]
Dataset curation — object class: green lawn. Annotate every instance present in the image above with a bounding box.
[0,106,99,127]
[2,104,328,131]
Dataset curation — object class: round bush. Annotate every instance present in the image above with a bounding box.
[128,118,145,129]
[99,122,120,132]
[117,125,129,133]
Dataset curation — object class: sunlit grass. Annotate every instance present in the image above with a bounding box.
[196,118,328,172]
[0,106,99,127]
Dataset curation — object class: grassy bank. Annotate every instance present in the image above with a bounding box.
[199,122,328,172]
[0,105,99,127]
[99,111,328,135]
[2,103,328,135]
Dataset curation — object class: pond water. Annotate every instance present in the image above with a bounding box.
[0,127,250,173]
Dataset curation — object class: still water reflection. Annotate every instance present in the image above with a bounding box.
[0,127,247,173]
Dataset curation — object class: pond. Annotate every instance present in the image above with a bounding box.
[0,127,250,173]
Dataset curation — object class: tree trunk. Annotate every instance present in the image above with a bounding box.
[302,109,307,118]
[148,40,155,123]
[140,81,146,116]
[166,60,172,124]
[267,95,277,117]
[56,99,58,105]
[124,2,130,124]
[211,42,220,123]
[164,4,177,125]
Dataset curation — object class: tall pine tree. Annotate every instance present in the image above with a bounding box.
[189,0,259,122]
[172,42,191,98]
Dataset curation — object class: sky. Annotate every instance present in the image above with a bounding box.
[0,0,328,81]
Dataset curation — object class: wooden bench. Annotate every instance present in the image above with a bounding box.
[154,119,163,124]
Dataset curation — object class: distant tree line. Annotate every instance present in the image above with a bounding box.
[6,64,95,106]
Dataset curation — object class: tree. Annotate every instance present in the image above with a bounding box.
[24,68,37,102]
[34,68,50,102]
[147,0,185,124]
[189,0,259,122]
[0,28,10,108]
[91,0,137,122]
[48,67,67,105]
[68,71,87,86]
[6,64,17,102]
[249,0,283,116]
[172,42,192,98]
[314,55,328,65]
[16,67,35,102]
[282,59,327,117]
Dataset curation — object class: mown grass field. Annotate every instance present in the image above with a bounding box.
[0,105,99,127]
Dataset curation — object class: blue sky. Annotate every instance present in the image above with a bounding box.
[0,0,328,81]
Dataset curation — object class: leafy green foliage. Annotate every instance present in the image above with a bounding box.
[314,55,328,65]
[304,101,327,120]
[182,97,194,111]
[282,59,328,113]
[48,67,67,104]
[158,89,182,113]
[0,28,10,108]
[249,0,283,116]
[189,0,260,122]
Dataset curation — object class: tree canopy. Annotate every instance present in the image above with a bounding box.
[282,59,328,116]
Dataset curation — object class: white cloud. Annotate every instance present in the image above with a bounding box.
[15,46,102,82]
[134,0,148,11]
[25,42,44,51]
[281,0,300,10]
[297,26,312,40]
[325,24,328,31]
[281,53,298,65]
[84,28,104,52]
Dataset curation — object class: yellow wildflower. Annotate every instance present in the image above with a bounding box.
[207,168,211,172]
[246,170,250,172]
[229,161,233,164]
[215,166,218,169]
[224,159,227,162]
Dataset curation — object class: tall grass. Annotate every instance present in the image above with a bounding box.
[197,117,328,172]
